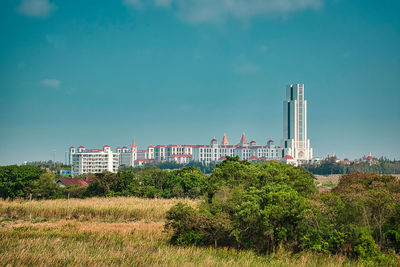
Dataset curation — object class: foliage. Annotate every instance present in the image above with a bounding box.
[32,172,62,199]
[304,157,400,175]
[146,161,217,174]
[0,165,43,199]
[166,158,317,253]
[166,160,400,264]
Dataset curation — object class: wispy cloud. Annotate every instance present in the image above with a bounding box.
[41,78,61,88]
[233,56,260,74]
[123,0,323,23]
[16,0,56,18]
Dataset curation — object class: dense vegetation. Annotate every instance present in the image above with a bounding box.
[0,164,208,200]
[303,157,400,175]
[0,198,366,266]
[1,159,400,264]
[165,157,400,264]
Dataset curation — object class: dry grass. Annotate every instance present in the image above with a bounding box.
[0,197,375,266]
[0,197,199,222]
[0,220,361,267]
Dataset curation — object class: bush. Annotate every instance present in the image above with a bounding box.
[32,172,62,199]
[165,161,400,264]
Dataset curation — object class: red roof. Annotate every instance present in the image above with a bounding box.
[132,136,136,148]
[283,155,294,159]
[250,141,256,144]
[88,149,102,152]
[211,138,217,142]
[116,147,121,149]
[57,178,89,187]
[103,145,110,148]
[70,146,75,149]
[221,134,229,145]
[267,139,274,143]
[122,146,127,149]
[148,145,154,148]
[240,132,248,144]
[249,155,258,160]
[169,154,193,158]
[78,146,85,149]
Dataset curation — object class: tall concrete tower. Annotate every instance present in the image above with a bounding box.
[282,84,313,161]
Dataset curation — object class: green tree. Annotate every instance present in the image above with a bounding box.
[0,165,43,199]
[32,172,61,199]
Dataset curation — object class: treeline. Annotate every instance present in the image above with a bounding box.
[25,161,71,171]
[0,164,208,200]
[127,161,216,174]
[303,157,400,175]
[165,157,400,264]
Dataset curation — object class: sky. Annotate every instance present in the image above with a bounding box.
[0,0,399,164]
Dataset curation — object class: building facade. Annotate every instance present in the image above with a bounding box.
[69,145,119,177]
[282,84,313,162]
[69,84,313,175]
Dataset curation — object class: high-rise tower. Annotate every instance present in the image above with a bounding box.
[282,84,313,161]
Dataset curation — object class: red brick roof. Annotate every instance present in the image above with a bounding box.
[283,155,294,159]
[57,178,89,187]
[240,132,248,144]
[221,134,229,145]
[169,154,192,158]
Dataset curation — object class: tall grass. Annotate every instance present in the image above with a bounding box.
[0,197,199,222]
[0,197,394,266]
[0,220,363,267]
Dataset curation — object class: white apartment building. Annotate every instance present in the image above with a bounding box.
[69,145,119,177]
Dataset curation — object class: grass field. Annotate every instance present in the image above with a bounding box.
[0,197,371,266]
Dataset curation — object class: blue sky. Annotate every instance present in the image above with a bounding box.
[0,0,399,164]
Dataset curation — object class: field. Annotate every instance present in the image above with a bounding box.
[0,197,367,266]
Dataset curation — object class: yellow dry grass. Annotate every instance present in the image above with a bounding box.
[0,197,374,266]
[0,197,199,222]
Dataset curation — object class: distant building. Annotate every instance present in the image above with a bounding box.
[282,84,313,162]
[69,84,315,175]
[69,145,119,177]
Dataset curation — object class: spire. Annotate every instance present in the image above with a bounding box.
[240,132,248,144]
[221,133,229,145]
[132,137,136,149]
